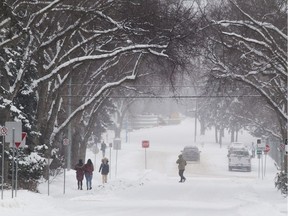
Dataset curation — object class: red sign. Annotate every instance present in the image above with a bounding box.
[0,126,8,136]
[15,132,27,149]
[22,132,27,140]
[63,138,69,145]
[142,140,149,148]
[264,144,270,153]
[15,142,21,148]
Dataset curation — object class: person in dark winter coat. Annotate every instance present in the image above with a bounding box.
[99,158,109,184]
[84,159,94,190]
[100,141,107,157]
[176,154,187,182]
[74,159,84,190]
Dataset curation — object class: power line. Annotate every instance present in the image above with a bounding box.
[67,84,205,88]
[60,95,262,99]
[109,95,262,98]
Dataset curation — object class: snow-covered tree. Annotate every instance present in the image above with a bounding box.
[198,0,287,141]
[0,0,203,187]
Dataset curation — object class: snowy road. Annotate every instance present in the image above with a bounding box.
[1,118,287,216]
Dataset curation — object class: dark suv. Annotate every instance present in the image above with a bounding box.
[182,146,200,161]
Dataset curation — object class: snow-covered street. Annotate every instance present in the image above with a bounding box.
[1,118,287,216]
[1,1,286,215]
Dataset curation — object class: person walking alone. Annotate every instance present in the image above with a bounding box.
[84,159,94,190]
[99,158,109,184]
[176,154,187,183]
[74,159,84,190]
[100,141,107,157]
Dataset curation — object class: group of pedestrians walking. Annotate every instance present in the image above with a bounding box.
[74,158,109,190]
[74,156,109,190]
[74,158,95,190]
[75,139,187,189]
[74,141,109,190]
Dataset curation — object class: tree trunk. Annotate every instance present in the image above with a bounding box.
[215,127,218,143]
[115,127,121,139]
[231,128,235,143]
[200,120,205,135]
[219,127,223,148]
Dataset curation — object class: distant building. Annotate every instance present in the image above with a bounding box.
[130,114,159,129]
[129,113,182,130]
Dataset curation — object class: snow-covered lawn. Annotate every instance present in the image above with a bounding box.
[1,118,287,216]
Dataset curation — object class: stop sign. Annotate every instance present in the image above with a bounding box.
[264,144,270,153]
[142,140,149,148]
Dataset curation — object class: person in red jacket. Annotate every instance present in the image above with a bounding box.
[84,159,94,190]
[74,159,84,190]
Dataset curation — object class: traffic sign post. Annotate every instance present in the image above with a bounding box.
[0,126,8,136]
[113,138,121,150]
[45,157,53,196]
[11,128,15,198]
[257,139,265,151]
[264,144,270,154]
[0,126,7,200]
[15,132,27,198]
[109,143,112,179]
[5,122,22,147]
[142,140,150,148]
[142,140,150,169]
[15,132,27,149]
[62,138,69,194]
[113,139,121,178]
[256,139,264,179]
[1,123,25,199]
[264,144,270,177]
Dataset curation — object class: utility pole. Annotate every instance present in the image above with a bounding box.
[194,98,197,143]
[67,77,72,170]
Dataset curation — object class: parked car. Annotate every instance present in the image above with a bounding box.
[182,146,200,162]
[228,146,251,172]
[228,141,247,151]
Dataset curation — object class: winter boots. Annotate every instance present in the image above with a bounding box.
[179,177,186,183]
[78,181,83,190]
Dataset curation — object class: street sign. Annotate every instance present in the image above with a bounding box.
[142,140,150,148]
[15,142,21,148]
[5,121,22,147]
[113,139,121,150]
[0,126,8,136]
[264,144,270,154]
[257,139,265,151]
[63,138,69,146]
[15,132,27,149]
